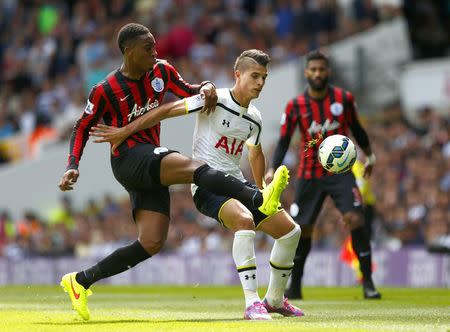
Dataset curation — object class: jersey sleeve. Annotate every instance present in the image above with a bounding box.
[245,110,262,146]
[66,85,108,170]
[184,94,205,114]
[272,99,297,169]
[279,99,298,139]
[163,62,201,98]
[344,91,359,125]
[344,91,370,150]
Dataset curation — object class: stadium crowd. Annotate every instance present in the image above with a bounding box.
[0,0,402,161]
[0,0,448,258]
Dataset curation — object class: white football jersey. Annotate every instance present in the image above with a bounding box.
[185,88,262,194]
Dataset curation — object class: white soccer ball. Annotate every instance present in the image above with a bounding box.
[318,134,357,174]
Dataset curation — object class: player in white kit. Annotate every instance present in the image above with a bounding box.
[90,50,304,320]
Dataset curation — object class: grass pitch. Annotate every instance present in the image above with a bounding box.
[0,285,449,331]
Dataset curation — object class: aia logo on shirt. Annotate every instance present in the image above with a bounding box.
[215,136,244,155]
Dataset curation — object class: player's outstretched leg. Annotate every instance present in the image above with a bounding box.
[259,165,290,216]
[60,272,92,320]
[192,164,289,216]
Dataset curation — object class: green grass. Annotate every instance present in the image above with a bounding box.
[0,285,449,331]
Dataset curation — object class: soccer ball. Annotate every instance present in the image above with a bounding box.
[318,134,357,174]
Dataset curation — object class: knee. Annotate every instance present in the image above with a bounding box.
[344,212,363,229]
[139,237,166,255]
[279,222,301,242]
[191,160,206,173]
[292,223,302,241]
[230,212,255,231]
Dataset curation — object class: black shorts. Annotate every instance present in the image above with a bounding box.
[110,144,177,219]
[193,182,269,229]
[290,172,363,225]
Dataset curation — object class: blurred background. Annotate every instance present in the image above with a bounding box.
[0,0,448,286]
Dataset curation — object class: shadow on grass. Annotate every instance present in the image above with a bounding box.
[33,318,241,325]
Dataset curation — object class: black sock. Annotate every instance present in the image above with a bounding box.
[364,205,375,239]
[351,227,372,282]
[75,240,151,289]
[193,164,262,209]
[289,236,312,294]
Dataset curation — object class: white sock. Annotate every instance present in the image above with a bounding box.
[264,224,301,307]
[233,230,260,308]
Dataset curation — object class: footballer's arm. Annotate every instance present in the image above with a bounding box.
[89,95,202,151]
[247,143,266,189]
[346,93,375,177]
[265,134,292,183]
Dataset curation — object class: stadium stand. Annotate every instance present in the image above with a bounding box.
[0,0,448,258]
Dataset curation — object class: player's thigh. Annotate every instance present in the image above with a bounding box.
[193,186,253,230]
[128,186,171,221]
[258,210,296,239]
[324,172,363,223]
[111,144,176,190]
[135,209,170,255]
[290,178,326,227]
[219,199,255,231]
[160,152,204,186]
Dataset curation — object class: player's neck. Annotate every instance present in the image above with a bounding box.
[308,87,328,100]
[120,61,145,80]
[230,87,251,108]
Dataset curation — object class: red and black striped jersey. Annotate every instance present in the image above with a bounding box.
[279,85,363,179]
[67,60,201,170]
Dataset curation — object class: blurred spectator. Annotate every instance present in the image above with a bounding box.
[404,0,449,59]
[353,0,380,30]
[0,0,403,164]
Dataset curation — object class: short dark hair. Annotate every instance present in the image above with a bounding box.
[234,49,271,72]
[117,23,150,54]
[306,50,329,67]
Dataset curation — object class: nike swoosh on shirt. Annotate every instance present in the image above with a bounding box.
[70,275,81,299]
[120,95,129,102]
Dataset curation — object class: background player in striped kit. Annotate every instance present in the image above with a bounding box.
[90,50,304,320]
[58,24,287,321]
[266,50,381,300]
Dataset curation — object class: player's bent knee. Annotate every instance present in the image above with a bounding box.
[140,238,166,255]
[279,222,301,241]
[190,159,205,169]
[344,211,363,229]
[230,212,255,231]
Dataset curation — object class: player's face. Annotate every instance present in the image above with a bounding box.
[236,63,268,99]
[305,59,329,91]
[127,33,157,72]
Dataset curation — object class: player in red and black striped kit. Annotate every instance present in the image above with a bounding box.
[57,23,288,320]
[266,51,381,300]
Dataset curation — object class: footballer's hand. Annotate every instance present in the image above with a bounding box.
[264,168,274,184]
[200,83,217,115]
[363,153,376,178]
[59,169,79,191]
[90,124,127,153]
[363,164,374,178]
